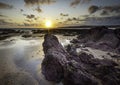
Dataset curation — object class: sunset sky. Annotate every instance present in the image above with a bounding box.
[0,0,120,28]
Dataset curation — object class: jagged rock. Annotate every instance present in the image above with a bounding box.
[42,34,120,85]
[71,27,120,53]
[42,34,97,85]
[42,34,67,83]
[0,35,10,40]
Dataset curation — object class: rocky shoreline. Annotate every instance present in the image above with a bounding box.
[0,27,120,85]
[70,27,120,54]
[42,32,120,85]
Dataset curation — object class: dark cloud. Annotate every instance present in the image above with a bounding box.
[24,14,35,19]
[58,22,62,24]
[24,0,56,6]
[82,0,92,4]
[23,14,39,22]
[73,17,79,21]
[101,10,109,16]
[59,16,87,25]
[24,23,33,26]
[88,5,99,14]
[27,14,35,19]
[34,17,38,20]
[17,22,38,27]
[0,19,12,25]
[0,14,7,17]
[62,14,120,25]
[100,5,120,16]
[25,19,32,22]
[65,17,84,23]
[102,5,120,13]
[70,0,80,7]
[89,5,120,15]
[70,0,92,7]
[60,13,69,17]
[0,2,13,9]
[20,9,24,12]
[82,15,120,25]
[24,0,56,13]
[35,7,42,13]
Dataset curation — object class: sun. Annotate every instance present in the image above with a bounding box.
[45,20,52,28]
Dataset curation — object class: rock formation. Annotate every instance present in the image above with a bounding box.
[71,27,120,53]
[42,34,120,85]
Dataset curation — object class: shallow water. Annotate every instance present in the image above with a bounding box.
[0,34,75,85]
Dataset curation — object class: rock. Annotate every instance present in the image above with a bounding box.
[22,34,32,38]
[42,34,120,85]
[42,34,66,83]
[42,34,99,85]
[97,32,119,48]
[42,55,64,83]
[75,27,120,53]
[111,55,120,58]
[0,35,10,40]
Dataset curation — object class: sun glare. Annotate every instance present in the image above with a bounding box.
[45,20,52,28]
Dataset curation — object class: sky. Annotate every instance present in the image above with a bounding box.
[0,0,120,28]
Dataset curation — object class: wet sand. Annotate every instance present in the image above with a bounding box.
[0,35,75,85]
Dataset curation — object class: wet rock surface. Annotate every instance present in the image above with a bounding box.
[42,33,120,85]
[71,27,120,53]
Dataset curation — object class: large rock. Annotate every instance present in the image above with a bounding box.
[42,34,98,85]
[42,34,120,85]
[42,34,67,83]
[72,27,120,53]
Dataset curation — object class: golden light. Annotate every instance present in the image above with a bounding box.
[45,20,52,28]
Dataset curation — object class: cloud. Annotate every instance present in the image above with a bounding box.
[25,19,32,22]
[70,0,92,7]
[23,23,36,26]
[102,5,120,13]
[65,17,84,23]
[82,0,92,4]
[101,5,120,15]
[100,10,109,16]
[20,9,24,12]
[62,14,120,26]
[23,14,39,22]
[35,7,42,13]
[24,14,35,19]
[60,13,69,17]
[88,5,99,14]
[0,19,12,25]
[82,15,120,25]
[0,2,13,9]
[17,22,39,27]
[88,5,120,15]
[0,14,7,17]
[27,14,35,19]
[60,17,86,25]
[70,0,80,7]
[24,0,56,13]
[24,0,56,6]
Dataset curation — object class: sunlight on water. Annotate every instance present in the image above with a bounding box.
[0,35,76,85]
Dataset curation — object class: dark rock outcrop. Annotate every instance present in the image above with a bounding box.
[42,34,120,85]
[71,27,120,53]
